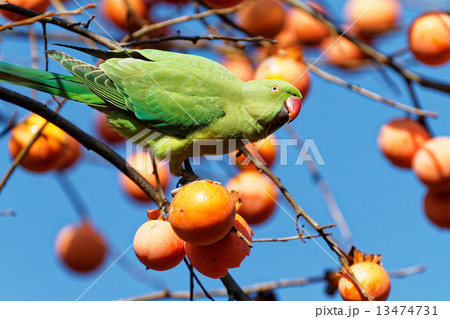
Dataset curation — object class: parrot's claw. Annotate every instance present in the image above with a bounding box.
[175,159,200,188]
[176,173,199,188]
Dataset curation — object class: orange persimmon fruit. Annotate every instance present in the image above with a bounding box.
[408,12,450,66]
[185,214,252,278]
[234,135,278,171]
[102,0,148,30]
[289,2,330,46]
[255,56,310,99]
[168,180,236,246]
[221,54,254,82]
[412,137,450,193]
[8,114,68,173]
[55,221,107,273]
[133,216,185,271]
[226,171,278,225]
[377,118,431,169]
[320,35,366,69]
[57,135,82,171]
[119,150,171,202]
[338,262,391,301]
[423,191,450,229]
[237,0,285,39]
[95,112,126,145]
[344,0,401,36]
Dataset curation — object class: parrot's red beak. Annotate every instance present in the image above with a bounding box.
[285,96,302,123]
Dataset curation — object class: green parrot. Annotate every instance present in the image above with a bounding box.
[0,45,302,180]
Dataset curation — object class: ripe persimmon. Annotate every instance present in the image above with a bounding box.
[55,221,107,273]
[101,0,148,30]
[168,180,236,246]
[221,54,254,82]
[57,135,82,171]
[289,2,330,46]
[133,217,185,271]
[8,114,68,173]
[377,118,431,169]
[408,12,450,66]
[0,0,50,21]
[255,56,310,99]
[338,262,391,301]
[226,171,278,225]
[185,214,252,279]
[237,0,285,39]
[423,191,450,229]
[203,0,242,8]
[412,137,450,193]
[119,150,171,202]
[320,36,366,69]
[344,0,401,36]
[274,22,299,50]
[95,112,126,145]
[234,135,278,171]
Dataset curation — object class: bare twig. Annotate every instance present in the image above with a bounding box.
[120,264,425,300]
[253,232,331,242]
[124,3,246,41]
[120,32,276,47]
[308,63,437,118]
[0,4,96,32]
[405,79,434,135]
[0,1,119,49]
[388,264,426,278]
[231,226,253,248]
[183,258,214,301]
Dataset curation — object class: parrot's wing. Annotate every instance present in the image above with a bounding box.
[47,50,128,110]
[99,55,238,139]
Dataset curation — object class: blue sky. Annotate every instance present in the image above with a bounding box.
[0,0,450,301]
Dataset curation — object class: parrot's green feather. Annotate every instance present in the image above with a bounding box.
[47,50,127,110]
[0,61,105,106]
[55,43,152,61]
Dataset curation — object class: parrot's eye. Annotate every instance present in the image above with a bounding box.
[270,85,280,93]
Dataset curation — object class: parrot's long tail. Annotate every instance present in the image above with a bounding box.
[0,61,105,106]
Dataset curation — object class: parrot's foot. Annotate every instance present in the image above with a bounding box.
[176,159,200,188]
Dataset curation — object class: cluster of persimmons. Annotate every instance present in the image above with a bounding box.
[2,0,450,301]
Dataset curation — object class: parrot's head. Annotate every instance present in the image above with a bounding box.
[243,79,303,136]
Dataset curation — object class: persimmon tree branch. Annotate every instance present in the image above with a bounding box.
[0,1,120,49]
[0,3,96,31]
[120,32,276,47]
[123,3,247,41]
[307,63,437,118]
[121,264,425,301]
